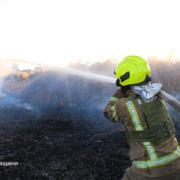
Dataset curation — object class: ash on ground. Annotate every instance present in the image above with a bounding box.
[0,69,130,180]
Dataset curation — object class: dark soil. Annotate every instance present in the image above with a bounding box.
[0,105,130,180]
[1,69,180,180]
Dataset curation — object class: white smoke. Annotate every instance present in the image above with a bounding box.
[0,60,15,76]
[0,78,5,97]
[15,101,34,110]
[0,60,16,96]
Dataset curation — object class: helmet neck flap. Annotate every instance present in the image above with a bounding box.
[131,82,162,99]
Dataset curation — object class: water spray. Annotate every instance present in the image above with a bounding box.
[61,68,116,84]
[11,59,180,113]
[61,68,180,113]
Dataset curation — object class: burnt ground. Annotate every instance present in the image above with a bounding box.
[1,69,180,180]
[0,105,130,180]
[0,70,131,180]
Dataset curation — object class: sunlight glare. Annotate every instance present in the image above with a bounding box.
[0,0,180,67]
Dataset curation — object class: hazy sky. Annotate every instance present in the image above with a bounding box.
[0,0,180,65]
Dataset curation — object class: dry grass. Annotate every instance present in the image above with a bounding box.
[3,56,180,124]
[4,55,180,95]
[79,56,180,94]
[67,56,180,127]
[147,56,180,93]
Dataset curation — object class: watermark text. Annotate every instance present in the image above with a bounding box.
[0,162,18,166]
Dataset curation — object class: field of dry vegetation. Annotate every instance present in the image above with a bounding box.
[68,56,180,127]
[0,56,180,179]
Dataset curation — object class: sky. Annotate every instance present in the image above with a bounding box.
[0,0,180,66]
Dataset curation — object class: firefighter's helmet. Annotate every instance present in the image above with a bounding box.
[114,55,151,86]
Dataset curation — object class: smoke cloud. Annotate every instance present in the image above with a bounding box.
[0,61,16,77]
[1,59,180,132]
[0,65,117,128]
[0,61,16,96]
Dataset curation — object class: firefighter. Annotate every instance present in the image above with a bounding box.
[103,55,180,180]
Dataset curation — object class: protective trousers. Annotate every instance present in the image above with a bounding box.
[122,167,180,180]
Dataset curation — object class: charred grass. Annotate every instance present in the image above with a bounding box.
[1,69,129,180]
[1,58,180,179]
[0,106,129,180]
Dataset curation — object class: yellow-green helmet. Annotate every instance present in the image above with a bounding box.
[114,55,151,86]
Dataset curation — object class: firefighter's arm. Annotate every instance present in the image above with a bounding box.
[103,89,125,122]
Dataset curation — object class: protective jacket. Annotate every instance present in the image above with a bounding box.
[104,89,180,180]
